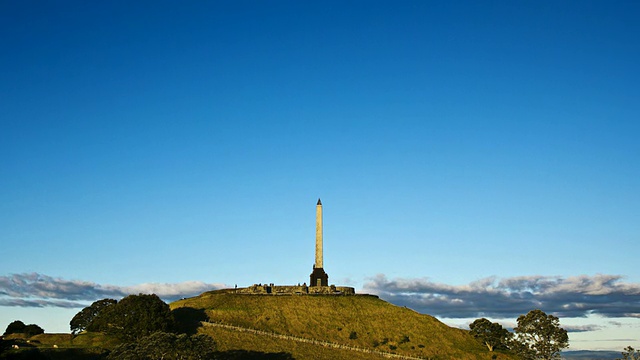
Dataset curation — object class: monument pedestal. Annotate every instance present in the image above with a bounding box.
[310,267,328,287]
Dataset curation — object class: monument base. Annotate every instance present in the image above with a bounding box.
[310,267,328,287]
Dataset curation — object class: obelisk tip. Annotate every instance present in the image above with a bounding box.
[317,198,322,205]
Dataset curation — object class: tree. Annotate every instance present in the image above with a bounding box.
[4,320,26,335]
[3,320,43,337]
[469,318,511,351]
[92,294,174,341]
[107,331,216,360]
[70,298,117,335]
[513,309,569,360]
[23,324,44,337]
[618,346,640,360]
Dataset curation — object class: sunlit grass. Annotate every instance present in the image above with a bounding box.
[172,290,516,359]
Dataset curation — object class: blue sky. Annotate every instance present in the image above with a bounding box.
[1,0,639,352]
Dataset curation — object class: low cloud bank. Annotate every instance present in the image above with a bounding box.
[0,273,225,308]
[363,274,640,319]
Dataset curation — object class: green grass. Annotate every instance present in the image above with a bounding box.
[0,332,122,360]
[1,291,517,359]
[199,324,390,360]
[171,291,517,360]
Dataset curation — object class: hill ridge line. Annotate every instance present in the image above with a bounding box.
[202,321,428,360]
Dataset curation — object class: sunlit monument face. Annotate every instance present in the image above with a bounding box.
[310,199,328,287]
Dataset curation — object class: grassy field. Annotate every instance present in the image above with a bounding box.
[0,332,115,359]
[199,325,388,360]
[172,290,516,360]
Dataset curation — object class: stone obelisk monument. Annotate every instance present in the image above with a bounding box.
[310,199,329,286]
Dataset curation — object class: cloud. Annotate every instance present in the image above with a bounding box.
[0,298,87,308]
[363,274,640,319]
[0,273,226,308]
[563,324,603,333]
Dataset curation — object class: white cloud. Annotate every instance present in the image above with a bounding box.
[363,274,640,319]
[0,273,226,308]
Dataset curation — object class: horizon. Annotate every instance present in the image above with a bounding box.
[1,1,639,352]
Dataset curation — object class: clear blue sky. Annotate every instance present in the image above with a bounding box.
[1,0,639,352]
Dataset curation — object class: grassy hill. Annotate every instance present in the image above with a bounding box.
[171,290,516,360]
[1,290,517,359]
[0,332,117,359]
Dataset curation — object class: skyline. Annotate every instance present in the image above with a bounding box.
[1,0,639,351]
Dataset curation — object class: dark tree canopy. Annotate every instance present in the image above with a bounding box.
[3,320,43,337]
[513,309,569,360]
[92,294,175,341]
[23,324,44,337]
[70,298,117,335]
[4,320,26,335]
[469,318,511,351]
[107,332,216,360]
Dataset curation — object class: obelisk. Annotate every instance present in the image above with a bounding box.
[315,198,323,268]
[310,198,328,287]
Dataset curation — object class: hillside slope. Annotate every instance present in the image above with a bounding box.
[171,290,515,360]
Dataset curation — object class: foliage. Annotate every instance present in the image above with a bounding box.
[23,324,44,337]
[3,320,43,337]
[171,307,209,335]
[70,298,117,335]
[4,321,26,335]
[618,346,640,360]
[469,318,511,351]
[512,309,568,360]
[106,332,216,360]
[92,294,175,341]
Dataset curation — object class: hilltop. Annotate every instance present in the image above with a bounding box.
[171,289,516,360]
